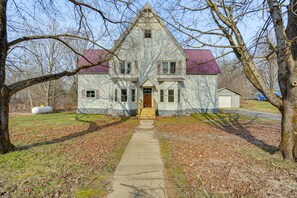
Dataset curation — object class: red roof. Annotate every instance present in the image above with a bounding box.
[185,49,221,75]
[78,50,109,74]
[78,49,221,75]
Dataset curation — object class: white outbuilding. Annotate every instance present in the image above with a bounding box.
[218,88,240,108]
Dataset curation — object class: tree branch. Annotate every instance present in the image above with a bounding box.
[8,57,109,97]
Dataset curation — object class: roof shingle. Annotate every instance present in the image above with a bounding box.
[78,50,109,74]
[185,49,221,75]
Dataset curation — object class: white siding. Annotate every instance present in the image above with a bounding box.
[77,74,111,113]
[218,89,240,108]
[184,75,218,113]
[111,10,187,84]
[76,6,219,116]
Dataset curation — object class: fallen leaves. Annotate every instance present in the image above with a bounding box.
[157,115,297,197]
[1,113,137,197]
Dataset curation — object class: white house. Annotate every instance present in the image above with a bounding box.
[77,4,221,117]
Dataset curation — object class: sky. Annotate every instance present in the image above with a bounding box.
[7,0,289,58]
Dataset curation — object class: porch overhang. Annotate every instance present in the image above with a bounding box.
[139,77,158,87]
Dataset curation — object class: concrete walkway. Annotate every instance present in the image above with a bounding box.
[108,120,166,198]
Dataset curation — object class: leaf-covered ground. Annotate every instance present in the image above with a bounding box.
[0,112,137,197]
[156,114,297,197]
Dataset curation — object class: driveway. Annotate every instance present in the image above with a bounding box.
[221,108,281,121]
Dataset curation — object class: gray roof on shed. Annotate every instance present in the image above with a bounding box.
[218,88,241,96]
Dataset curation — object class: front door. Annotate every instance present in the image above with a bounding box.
[143,88,152,108]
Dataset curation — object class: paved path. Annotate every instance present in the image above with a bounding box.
[222,108,281,121]
[108,120,166,198]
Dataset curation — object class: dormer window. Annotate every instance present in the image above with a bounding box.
[144,29,151,38]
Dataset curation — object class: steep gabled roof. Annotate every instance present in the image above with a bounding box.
[185,49,221,75]
[112,3,188,60]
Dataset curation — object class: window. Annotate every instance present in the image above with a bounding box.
[114,89,118,102]
[160,90,164,102]
[131,89,136,102]
[120,62,125,74]
[127,62,132,74]
[162,62,168,74]
[86,90,95,98]
[121,89,127,102]
[161,61,176,74]
[178,89,181,103]
[168,90,174,102]
[119,61,133,74]
[170,62,176,74]
[144,29,151,38]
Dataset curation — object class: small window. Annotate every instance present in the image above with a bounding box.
[168,90,174,102]
[178,89,181,103]
[162,62,168,74]
[160,90,164,102]
[120,61,125,74]
[144,29,151,38]
[86,90,95,98]
[114,89,118,102]
[121,89,127,102]
[119,61,133,74]
[127,62,132,74]
[131,89,136,102]
[161,61,176,74]
[170,62,176,74]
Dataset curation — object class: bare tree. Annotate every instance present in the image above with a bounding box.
[218,56,257,99]
[166,0,297,161]
[0,0,129,154]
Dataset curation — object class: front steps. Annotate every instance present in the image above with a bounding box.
[139,107,156,119]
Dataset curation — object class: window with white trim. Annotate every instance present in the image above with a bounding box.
[86,90,95,98]
[114,89,118,102]
[162,61,176,74]
[131,89,136,102]
[160,90,164,102]
[144,29,152,38]
[121,89,127,102]
[119,61,133,74]
[168,90,174,102]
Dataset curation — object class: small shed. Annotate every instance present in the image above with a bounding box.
[218,88,240,108]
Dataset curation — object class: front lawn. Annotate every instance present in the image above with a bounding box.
[241,100,280,114]
[156,114,297,197]
[0,112,137,197]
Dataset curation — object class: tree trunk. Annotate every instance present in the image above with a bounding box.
[0,87,14,154]
[0,0,12,154]
[280,100,297,161]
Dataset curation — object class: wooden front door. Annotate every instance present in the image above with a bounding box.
[143,88,152,107]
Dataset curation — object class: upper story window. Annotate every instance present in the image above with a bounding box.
[162,61,176,75]
[119,61,133,74]
[144,29,152,38]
